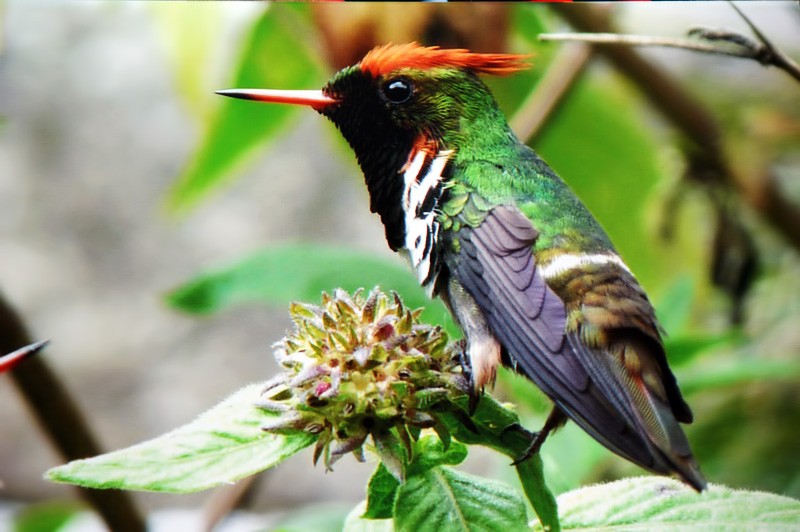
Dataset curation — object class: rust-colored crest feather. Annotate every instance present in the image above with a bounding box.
[360,42,531,78]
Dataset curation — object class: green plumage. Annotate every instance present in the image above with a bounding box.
[218,44,706,491]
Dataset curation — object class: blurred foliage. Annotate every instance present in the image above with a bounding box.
[165,4,327,213]
[167,244,455,335]
[160,0,799,516]
[12,501,84,532]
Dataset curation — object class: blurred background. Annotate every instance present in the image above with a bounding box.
[1,2,798,530]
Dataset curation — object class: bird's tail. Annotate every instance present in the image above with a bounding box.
[613,339,707,491]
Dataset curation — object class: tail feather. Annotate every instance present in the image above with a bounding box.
[565,333,707,491]
[616,340,706,491]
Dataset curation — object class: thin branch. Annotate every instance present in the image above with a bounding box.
[550,4,800,253]
[1,293,146,531]
[729,2,800,82]
[540,32,760,58]
[541,6,800,83]
[510,42,593,143]
[202,475,260,532]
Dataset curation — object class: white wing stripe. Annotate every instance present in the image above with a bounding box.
[539,253,631,279]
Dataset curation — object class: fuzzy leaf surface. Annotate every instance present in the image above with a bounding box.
[394,466,528,532]
[531,476,800,531]
[364,463,400,520]
[46,383,314,493]
[436,396,559,531]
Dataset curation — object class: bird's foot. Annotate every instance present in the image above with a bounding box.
[454,340,481,414]
[511,430,547,466]
[510,407,568,466]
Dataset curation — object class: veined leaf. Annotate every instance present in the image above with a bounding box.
[531,476,800,531]
[46,383,314,493]
[437,395,560,531]
[167,4,325,212]
[364,463,400,520]
[394,466,529,532]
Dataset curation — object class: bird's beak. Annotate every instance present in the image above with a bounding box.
[0,340,49,373]
[215,89,337,111]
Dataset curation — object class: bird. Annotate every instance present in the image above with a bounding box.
[217,42,706,491]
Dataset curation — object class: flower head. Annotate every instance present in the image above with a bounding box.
[258,288,469,474]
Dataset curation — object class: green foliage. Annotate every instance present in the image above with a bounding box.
[394,465,529,532]
[364,464,401,519]
[146,1,799,526]
[167,4,326,213]
[166,244,454,333]
[532,77,675,293]
[531,476,800,531]
[149,2,224,120]
[362,436,531,531]
[13,501,84,532]
[44,378,557,530]
[435,396,559,530]
[46,383,314,493]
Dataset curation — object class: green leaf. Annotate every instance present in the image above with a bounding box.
[655,275,695,336]
[345,501,394,532]
[663,331,742,368]
[364,463,401,520]
[437,395,560,531]
[13,501,84,532]
[364,437,468,521]
[408,435,468,476]
[677,358,800,395]
[166,244,454,332]
[531,476,800,530]
[45,383,314,493]
[394,466,529,532]
[148,2,224,120]
[373,429,410,483]
[167,4,325,212]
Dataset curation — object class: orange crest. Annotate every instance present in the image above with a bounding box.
[360,43,531,78]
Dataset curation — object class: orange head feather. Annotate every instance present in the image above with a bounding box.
[359,42,531,78]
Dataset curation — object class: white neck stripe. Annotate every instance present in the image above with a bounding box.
[401,148,452,287]
[539,253,631,280]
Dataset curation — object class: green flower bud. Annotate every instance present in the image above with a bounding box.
[259,288,469,471]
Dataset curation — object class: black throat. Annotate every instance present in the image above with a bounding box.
[320,74,416,251]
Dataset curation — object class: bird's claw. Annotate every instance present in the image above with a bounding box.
[454,340,481,415]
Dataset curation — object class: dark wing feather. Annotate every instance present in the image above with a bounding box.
[446,205,704,488]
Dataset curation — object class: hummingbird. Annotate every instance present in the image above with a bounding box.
[217,43,706,491]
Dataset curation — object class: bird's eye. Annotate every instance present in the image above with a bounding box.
[382,78,413,104]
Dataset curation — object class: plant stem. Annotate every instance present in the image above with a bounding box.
[510,42,593,144]
[0,292,146,531]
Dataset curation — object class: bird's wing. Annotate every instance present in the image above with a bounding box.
[444,204,689,474]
